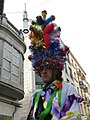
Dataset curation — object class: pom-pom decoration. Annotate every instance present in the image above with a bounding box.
[41,10,47,19]
[28,10,70,74]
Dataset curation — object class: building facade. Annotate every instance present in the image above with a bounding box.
[0,14,26,120]
[65,52,90,120]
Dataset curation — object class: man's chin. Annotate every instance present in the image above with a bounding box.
[43,79,48,83]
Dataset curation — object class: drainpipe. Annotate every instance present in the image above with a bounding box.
[12,106,17,120]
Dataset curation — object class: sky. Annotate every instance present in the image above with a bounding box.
[4,0,90,84]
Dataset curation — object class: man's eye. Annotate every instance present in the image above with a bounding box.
[40,66,44,71]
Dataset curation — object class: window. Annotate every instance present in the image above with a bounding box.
[77,87,79,95]
[74,72,76,79]
[71,59,74,66]
[2,43,12,80]
[2,42,20,83]
[80,89,83,97]
[12,48,19,83]
[80,104,83,115]
[68,67,73,79]
[66,78,69,82]
[77,75,79,81]
[75,64,77,69]
[84,105,87,115]
[67,54,70,63]
[65,63,68,75]
[74,72,78,82]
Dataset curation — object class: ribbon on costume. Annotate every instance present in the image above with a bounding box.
[60,94,83,118]
[60,111,80,120]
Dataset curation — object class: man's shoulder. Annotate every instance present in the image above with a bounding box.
[62,81,76,90]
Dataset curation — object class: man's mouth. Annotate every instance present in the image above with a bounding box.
[42,74,47,79]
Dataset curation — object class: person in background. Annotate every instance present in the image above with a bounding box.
[26,10,83,120]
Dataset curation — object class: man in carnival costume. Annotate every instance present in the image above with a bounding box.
[26,10,83,120]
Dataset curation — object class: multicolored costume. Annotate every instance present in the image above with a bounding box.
[27,10,83,120]
[26,80,83,120]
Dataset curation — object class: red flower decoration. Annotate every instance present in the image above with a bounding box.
[54,81,62,90]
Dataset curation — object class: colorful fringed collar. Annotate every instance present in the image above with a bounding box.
[34,80,62,120]
[43,80,62,90]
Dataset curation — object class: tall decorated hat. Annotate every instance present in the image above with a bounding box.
[28,10,70,75]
